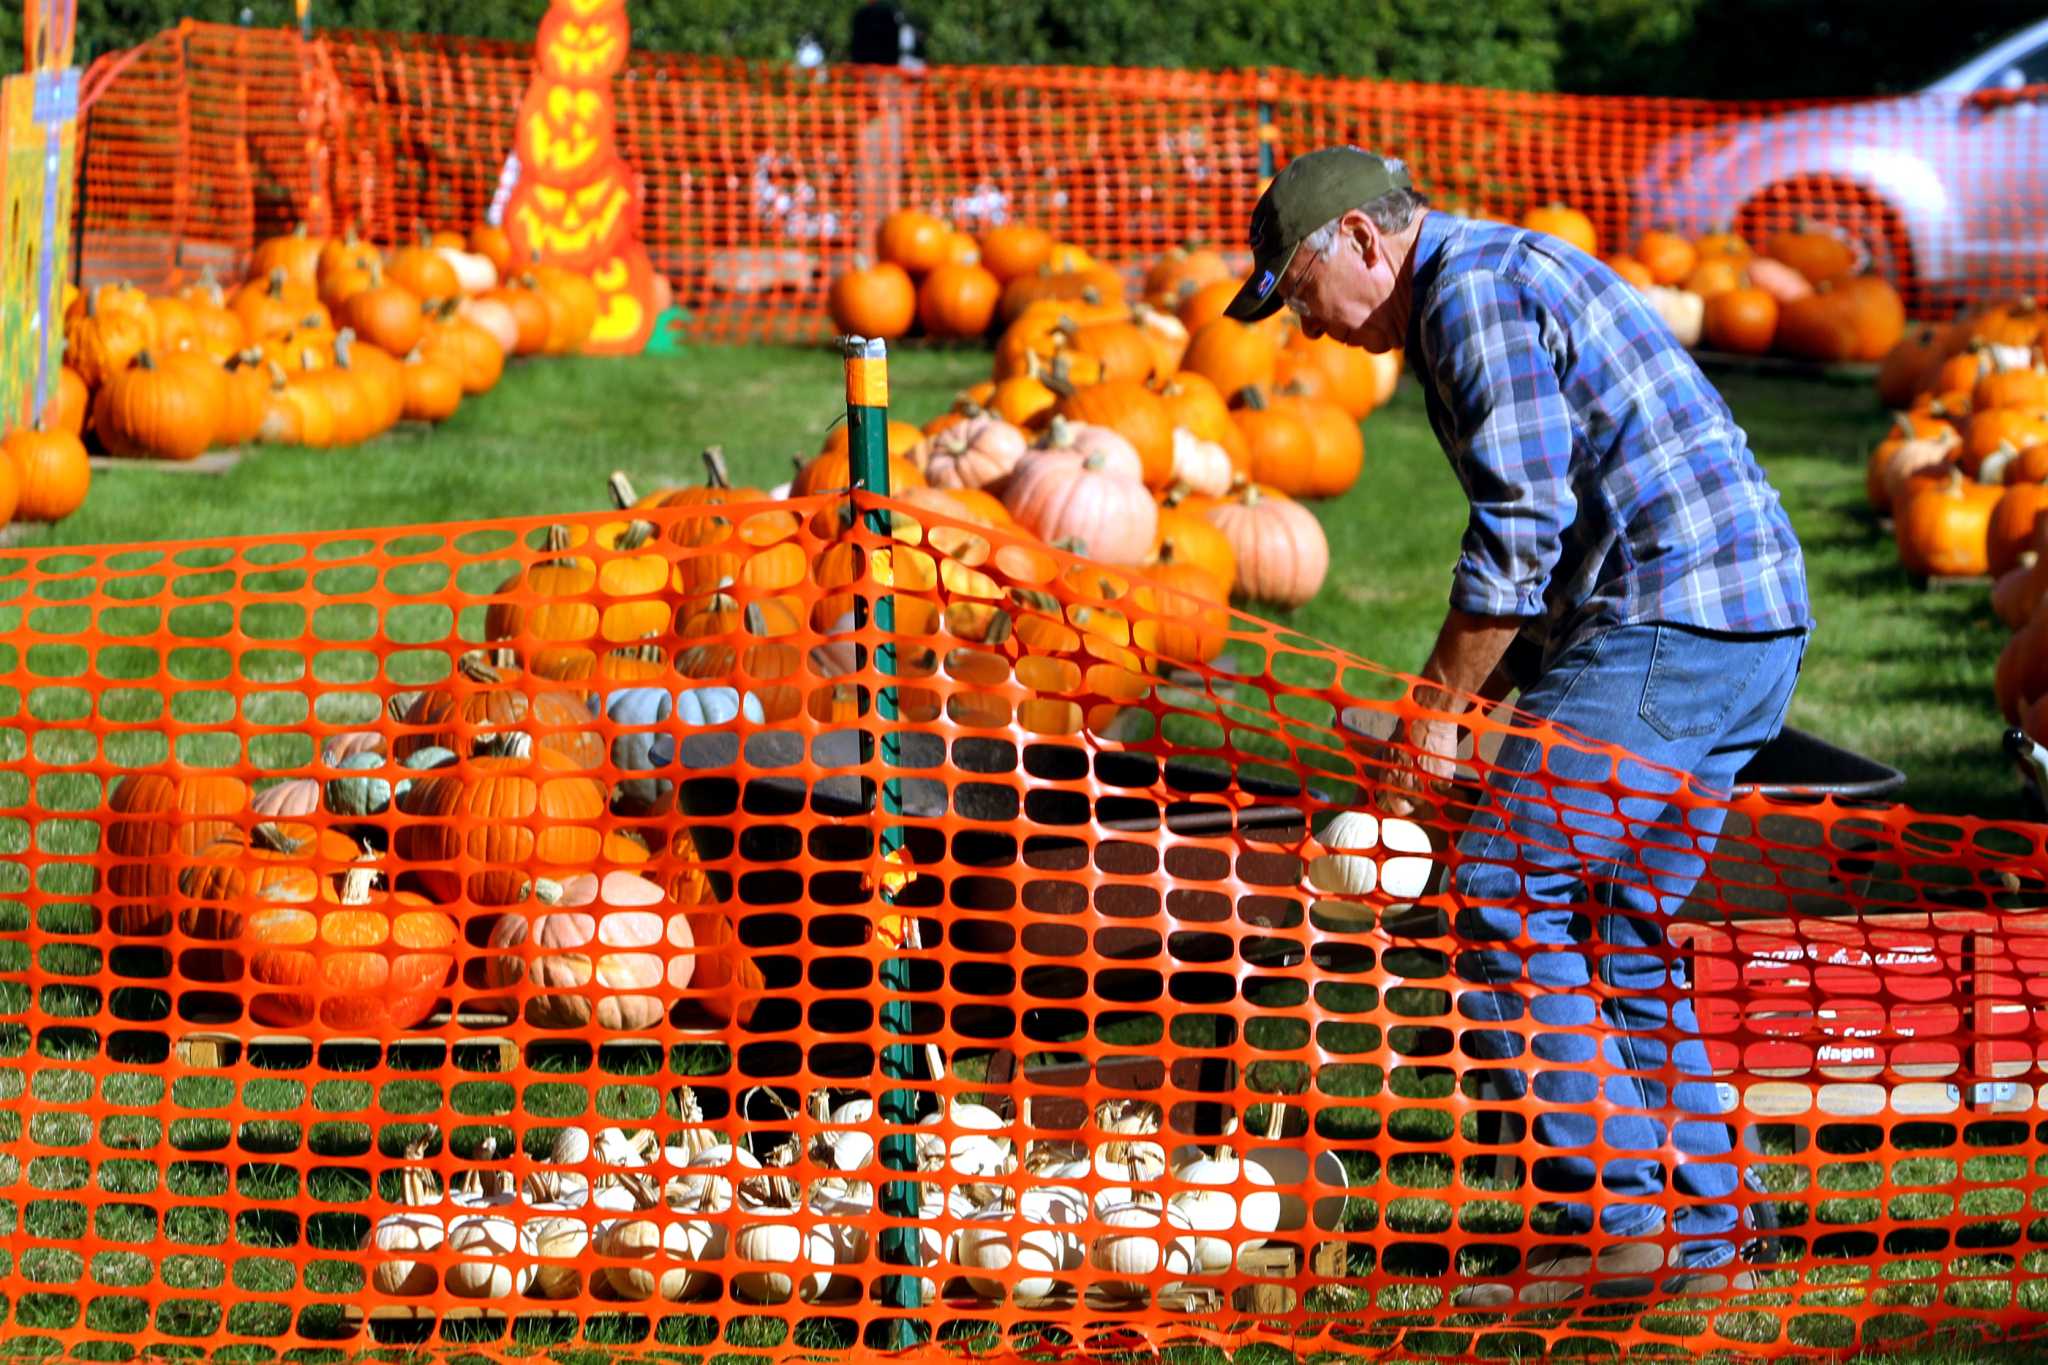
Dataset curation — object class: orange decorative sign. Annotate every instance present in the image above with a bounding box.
[537,7,629,82]
[504,0,655,355]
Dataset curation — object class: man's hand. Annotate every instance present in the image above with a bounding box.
[1377,715,1462,818]
[1373,608,1528,816]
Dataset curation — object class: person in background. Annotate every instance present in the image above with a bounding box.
[847,3,924,261]
[1224,147,1812,1302]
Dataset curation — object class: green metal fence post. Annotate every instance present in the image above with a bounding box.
[842,333,929,1350]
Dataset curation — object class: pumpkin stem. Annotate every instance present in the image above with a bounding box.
[267,267,287,297]
[543,523,573,554]
[457,652,502,685]
[134,350,156,371]
[1236,385,1269,411]
[339,865,377,906]
[529,877,566,906]
[1051,535,1091,556]
[701,445,731,489]
[250,821,305,856]
[333,328,355,368]
[615,517,658,551]
[607,470,639,510]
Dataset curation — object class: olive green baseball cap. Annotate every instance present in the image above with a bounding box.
[1224,147,1413,322]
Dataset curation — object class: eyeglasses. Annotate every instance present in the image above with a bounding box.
[1281,242,1328,317]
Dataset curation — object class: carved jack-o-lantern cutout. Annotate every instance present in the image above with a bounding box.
[512,170,634,265]
[539,8,629,81]
[522,83,614,179]
[587,245,656,351]
[506,0,661,354]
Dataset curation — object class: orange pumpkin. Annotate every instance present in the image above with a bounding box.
[1153,507,1237,593]
[3,426,90,522]
[829,260,917,341]
[916,263,1002,338]
[877,210,952,275]
[1604,256,1655,290]
[1284,333,1378,420]
[1635,231,1698,286]
[1233,392,1319,498]
[252,224,325,287]
[1521,204,1597,256]
[1183,318,1280,400]
[241,861,456,1032]
[1272,391,1365,498]
[1896,468,2001,577]
[1975,366,2048,413]
[1131,559,1230,667]
[1702,287,1779,355]
[40,366,89,438]
[1143,245,1236,311]
[94,351,219,460]
[394,752,607,906]
[1990,481,2048,577]
[977,224,1054,283]
[1765,224,1857,284]
[1054,379,1175,489]
[386,244,459,301]
[104,771,250,938]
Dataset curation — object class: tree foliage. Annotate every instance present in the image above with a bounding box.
[1,0,2042,100]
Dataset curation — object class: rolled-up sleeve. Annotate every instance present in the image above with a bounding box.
[1421,271,1576,620]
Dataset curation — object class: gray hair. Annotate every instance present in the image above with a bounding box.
[1300,163,1429,254]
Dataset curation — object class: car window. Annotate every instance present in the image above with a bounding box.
[1982,39,2048,91]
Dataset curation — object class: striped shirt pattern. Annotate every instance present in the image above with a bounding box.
[1407,212,1812,646]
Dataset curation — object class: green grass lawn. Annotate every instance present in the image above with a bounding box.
[3,344,2043,1365]
[21,344,2026,820]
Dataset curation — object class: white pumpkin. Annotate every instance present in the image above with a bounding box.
[1645,284,1705,349]
[364,1140,443,1297]
[1308,809,1438,901]
[445,1212,516,1299]
[1169,426,1235,497]
[594,1214,725,1302]
[437,246,500,296]
[517,1211,590,1299]
[1240,1146,1356,1235]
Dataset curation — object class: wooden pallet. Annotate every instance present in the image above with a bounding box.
[88,447,244,475]
[1693,349,1880,385]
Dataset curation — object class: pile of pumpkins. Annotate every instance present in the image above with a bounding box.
[355,1094,1356,1314]
[827,210,1087,344]
[1854,297,2048,743]
[827,235,1400,620]
[16,222,611,478]
[1520,204,1907,363]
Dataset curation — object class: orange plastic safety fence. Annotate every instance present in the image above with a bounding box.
[73,23,2048,331]
[3,493,2048,1365]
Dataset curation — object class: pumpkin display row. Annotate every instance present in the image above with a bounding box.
[1,222,625,509]
[349,1094,1367,1315]
[823,219,1402,616]
[1851,297,2048,751]
[96,462,1343,1039]
[1518,204,1907,364]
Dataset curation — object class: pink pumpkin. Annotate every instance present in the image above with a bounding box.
[482,870,687,1033]
[1745,257,1814,307]
[1204,484,1329,607]
[1003,420,1157,563]
[918,412,1029,493]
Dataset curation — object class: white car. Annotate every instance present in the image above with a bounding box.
[1632,19,2048,307]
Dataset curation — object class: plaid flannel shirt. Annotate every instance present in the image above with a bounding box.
[1407,212,1812,648]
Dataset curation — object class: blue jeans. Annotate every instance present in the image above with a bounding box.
[1452,622,1806,1272]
